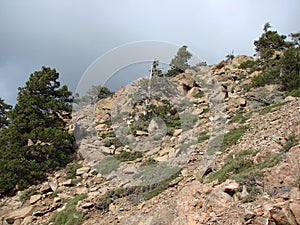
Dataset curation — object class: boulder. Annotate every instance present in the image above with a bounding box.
[290,203,300,224]
[29,194,42,204]
[76,166,91,176]
[6,206,33,224]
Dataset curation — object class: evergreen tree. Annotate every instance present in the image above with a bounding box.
[0,67,75,194]
[74,85,114,107]
[0,98,11,129]
[252,23,300,91]
[166,46,192,77]
[151,59,163,77]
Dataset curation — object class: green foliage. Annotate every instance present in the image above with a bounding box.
[230,112,250,124]
[151,59,163,77]
[51,194,87,225]
[254,23,289,62]
[193,90,204,98]
[238,60,257,70]
[100,131,116,139]
[258,101,289,115]
[204,148,283,203]
[130,102,181,136]
[0,67,75,195]
[96,165,181,210]
[286,88,300,97]
[114,150,143,162]
[141,159,158,166]
[220,126,248,152]
[280,134,298,152]
[0,98,12,129]
[74,85,114,107]
[251,24,300,92]
[165,45,192,77]
[198,133,210,143]
[94,156,120,175]
[226,51,235,62]
[278,46,300,91]
[19,187,37,202]
[65,162,82,180]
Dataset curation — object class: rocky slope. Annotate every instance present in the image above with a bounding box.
[1,56,299,225]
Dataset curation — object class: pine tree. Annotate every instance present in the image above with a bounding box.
[0,67,75,194]
[0,98,11,129]
[166,46,192,77]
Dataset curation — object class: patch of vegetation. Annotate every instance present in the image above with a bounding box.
[19,187,37,202]
[65,162,82,180]
[193,90,205,98]
[230,112,250,124]
[203,108,210,114]
[258,101,289,115]
[133,163,181,187]
[95,165,181,210]
[137,170,181,202]
[130,102,181,136]
[114,150,143,162]
[180,112,198,131]
[220,126,248,152]
[100,131,116,139]
[203,140,295,203]
[280,134,298,152]
[238,60,258,74]
[94,156,120,175]
[104,138,123,148]
[198,133,210,143]
[140,159,158,167]
[51,194,87,225]
[286,88,300,97]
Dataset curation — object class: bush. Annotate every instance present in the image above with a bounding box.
[198,133,210,143]
[65,162,82,180]
[19,187,37,202]
[114,150,143,162]
[220,126,248,152]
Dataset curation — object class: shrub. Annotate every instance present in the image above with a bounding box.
[198,133,210,143]
[114,150,143,162]
[220,126,248,152]
[65,162,82,180]
[19,187,37,202]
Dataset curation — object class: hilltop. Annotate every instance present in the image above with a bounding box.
[1,55,299,225]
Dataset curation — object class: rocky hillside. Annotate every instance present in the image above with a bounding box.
[1,56,299,225]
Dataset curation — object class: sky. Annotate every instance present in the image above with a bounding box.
[0,0,299,105]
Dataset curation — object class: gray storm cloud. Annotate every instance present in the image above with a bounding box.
[0,0,299,105]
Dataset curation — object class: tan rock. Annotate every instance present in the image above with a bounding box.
[290,203,300,224]
[40,183,51,193]
[62,179,73,186]
[223,181,239,196]
[76,187,89,195]
[29,194,42,204]
[21,216,33,225]
[6,206,33,224]
[76,166,91,176]
[53,197,61,204]
[154,155,169,162]
[81,202,94,209]
[173,129,183,137]
[136,130,148,136]
[109,203,116,213]
[49,178,58,192]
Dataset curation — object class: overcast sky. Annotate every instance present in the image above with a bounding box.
[0,0,299,105]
